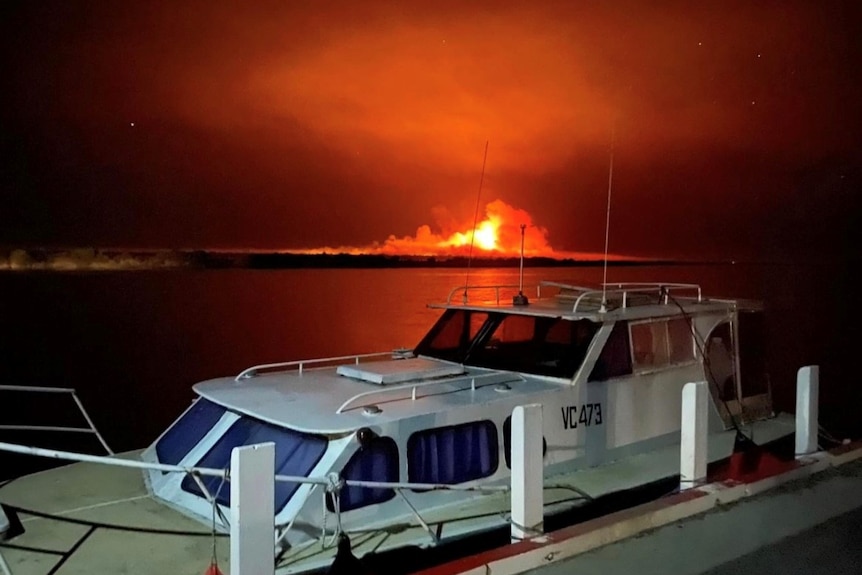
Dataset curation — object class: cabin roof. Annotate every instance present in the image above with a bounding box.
[194,361,563,435]
[195,281,760,435]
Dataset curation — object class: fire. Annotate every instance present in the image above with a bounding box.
[290,198,638,261]
[294,199,558,258]
[473,220,499,251]
[445,216,501,252]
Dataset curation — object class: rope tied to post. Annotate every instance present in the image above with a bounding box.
[322,471,345,548]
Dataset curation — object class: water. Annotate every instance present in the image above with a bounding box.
[0,263,858,479]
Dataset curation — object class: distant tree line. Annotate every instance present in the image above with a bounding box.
[0,248,669,271]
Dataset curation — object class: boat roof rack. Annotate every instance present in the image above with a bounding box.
[541,281,703,313]
[443,281,704,314]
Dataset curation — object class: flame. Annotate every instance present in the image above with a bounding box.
[444,215,501,252]
[295,199,559,257]
[290,199,639,261]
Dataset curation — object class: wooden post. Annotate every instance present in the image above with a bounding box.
[511,403,544,542]
[231,442,275,575]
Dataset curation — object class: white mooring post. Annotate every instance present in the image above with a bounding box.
[795,365,820,458]
[231,442,275,575]
[680,381,708,490]
[511,403,544,542]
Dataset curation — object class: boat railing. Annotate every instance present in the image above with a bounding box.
[235,350,412,381]
[0,385,113,455]
[0,438,507,507]
[0,438,509,555]
[445,284,533,305]
[335,371,526,414]
[542,281,703,313]
[444,282,703,312]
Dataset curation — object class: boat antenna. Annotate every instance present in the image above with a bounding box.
[513,223,529,305]
[599,126,615,313]
[463,140,489,304]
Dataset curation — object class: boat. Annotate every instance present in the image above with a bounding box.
[0,279,796,574]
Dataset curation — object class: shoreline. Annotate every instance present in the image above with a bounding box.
[0,248,693,271]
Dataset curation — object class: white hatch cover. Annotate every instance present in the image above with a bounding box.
[336,357,464,385]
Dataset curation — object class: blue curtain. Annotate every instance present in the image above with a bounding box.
[336,437,398,512]
[408,421,498,485]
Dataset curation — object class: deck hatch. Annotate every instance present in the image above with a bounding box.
[336,357,464,385]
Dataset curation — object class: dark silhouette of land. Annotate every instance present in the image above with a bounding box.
[0,248,686,271]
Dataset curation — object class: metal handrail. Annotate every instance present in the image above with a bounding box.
[335,371,525,414]
[442,281,704,311]
[603,282,703,302]
[0,385,113,455]
[445,284,530,305]
[235,351,402,381]
[542,281,703,313]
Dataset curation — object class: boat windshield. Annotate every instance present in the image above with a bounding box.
[415,309,599,378]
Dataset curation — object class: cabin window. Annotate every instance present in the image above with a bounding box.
[631,318,696,371]
[668,318,696,363]
[181,417,327,511]
[631,321,668,368]
[706,322,736,401]
[414,309,490,363]
[329,436,398,512]
[155,398,226,468]
[468,316,598,378]
[502,416,547,468]
[407,421,498,486]
[589,321,632,381]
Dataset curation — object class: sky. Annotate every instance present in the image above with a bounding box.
[1,0,859,260]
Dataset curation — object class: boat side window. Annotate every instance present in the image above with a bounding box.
[414,309,491,363]
[155,398,226,470]
[502,415,547,468]
[706,322,736,401]
[588,321,632,381]
[328,436,398,513]
[407,420,499,487]
[668,318,696,363]
[631,318,696,371]
[181,417,328,511]
[631,321,669,368]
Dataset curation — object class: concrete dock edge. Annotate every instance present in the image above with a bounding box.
[412,443,862,575]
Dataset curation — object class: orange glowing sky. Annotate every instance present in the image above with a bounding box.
[1,1,859,261]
